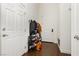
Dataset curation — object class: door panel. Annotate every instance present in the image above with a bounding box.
[71,4,79,56]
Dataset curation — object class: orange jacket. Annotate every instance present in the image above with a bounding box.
[37,23,42,33]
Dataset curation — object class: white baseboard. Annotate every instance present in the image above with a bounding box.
[42,40,57,43]
[59,47,71,54]
[21,48,28,56]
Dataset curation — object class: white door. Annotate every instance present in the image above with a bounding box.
[1,4,27,56]
[1,4,17,55]
[71,4,79,56]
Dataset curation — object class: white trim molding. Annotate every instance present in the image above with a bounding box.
[59,47,71,54]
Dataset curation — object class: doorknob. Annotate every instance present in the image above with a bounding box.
[2,34,8,37]
[74,35,79,40]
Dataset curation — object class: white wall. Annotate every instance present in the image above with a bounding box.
[23,3,39,38]
[25,3,39,21]
[59,4,71,54]
[38,3,71,54]
[38,3,60,43]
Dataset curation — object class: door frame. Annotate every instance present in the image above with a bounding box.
[0,4,1,56]
[71,3,77,56]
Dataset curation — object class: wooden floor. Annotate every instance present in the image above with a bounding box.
[23,42,71,56]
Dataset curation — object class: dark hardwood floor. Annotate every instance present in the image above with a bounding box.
[22,42,71,56]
